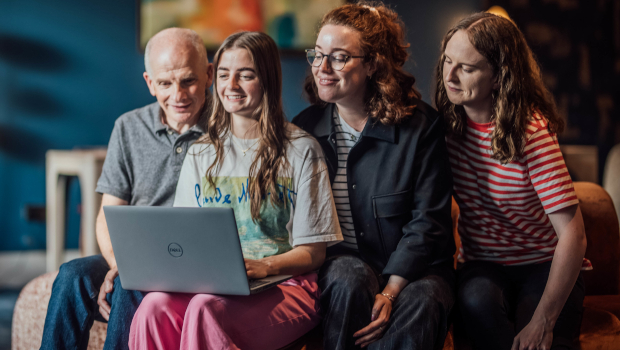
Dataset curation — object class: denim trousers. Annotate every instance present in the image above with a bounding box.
[40,255,146,350]
[318,254,456,350]
[456,261,585,350]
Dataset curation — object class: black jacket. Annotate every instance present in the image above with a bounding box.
[292,100,455,282]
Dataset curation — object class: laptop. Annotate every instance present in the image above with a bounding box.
[104,206,293,295]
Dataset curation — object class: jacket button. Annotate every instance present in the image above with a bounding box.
[331,138,336,143]
[359,231,364,237]
[352,184,356,189]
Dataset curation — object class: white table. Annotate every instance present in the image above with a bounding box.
[46,149,107,272]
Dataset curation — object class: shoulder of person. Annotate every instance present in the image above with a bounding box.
[291,104,328,130]
[285,122,324,157]
[398,97,442,131]
[525,109,553,140]
[114,102,160,130]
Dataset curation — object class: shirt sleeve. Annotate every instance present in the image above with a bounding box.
[289,139,343,247]
[525,124,579,214]
[96,119,132,201]
[173,144,207,208]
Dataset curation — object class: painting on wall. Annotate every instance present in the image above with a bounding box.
[140,0,347,51]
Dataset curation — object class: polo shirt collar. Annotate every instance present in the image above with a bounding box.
[314,103,396,143]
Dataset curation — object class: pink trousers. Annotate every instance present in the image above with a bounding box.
[128,273,321,350]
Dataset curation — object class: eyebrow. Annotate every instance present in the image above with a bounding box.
[314,45,351,54]
[217,67,255,73]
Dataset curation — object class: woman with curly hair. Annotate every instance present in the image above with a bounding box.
[293,2,456,349]
[436,12,588,350]
[128,31,343,350]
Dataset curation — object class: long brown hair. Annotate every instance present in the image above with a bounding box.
[304,1,420,125]
[435,12,564,164]
[201,31,289,221]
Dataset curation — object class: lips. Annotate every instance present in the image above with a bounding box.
[317,76,339,86]
[170,103,191,111]
[447,85,461,93]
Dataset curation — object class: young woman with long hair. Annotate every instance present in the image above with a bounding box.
[128,31,342,350]
[436,12,588,350]
[293,2,456,349]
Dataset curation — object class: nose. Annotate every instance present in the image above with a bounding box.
[172,83,187,101]
[445,66,458,83]
[318,56,332,73]
[230,75,240,89]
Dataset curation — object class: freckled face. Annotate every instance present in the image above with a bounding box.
[443,30,497,111]
[216,48,263,119]
[312,24,371,109]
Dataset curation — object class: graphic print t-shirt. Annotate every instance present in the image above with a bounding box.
[173,124,343,260]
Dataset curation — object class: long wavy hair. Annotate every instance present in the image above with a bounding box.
[435,12,564,164]
[304,1,420,125]
[200,31,289,221]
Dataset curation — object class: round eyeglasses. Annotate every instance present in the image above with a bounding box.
[305,49,366,71]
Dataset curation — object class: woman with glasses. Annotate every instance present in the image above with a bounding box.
[293,2,456,349]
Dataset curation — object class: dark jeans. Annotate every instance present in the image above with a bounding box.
[318,254,456,350]
[40,255,146,350]
[456,261,585,350]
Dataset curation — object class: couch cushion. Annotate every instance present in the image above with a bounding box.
[11,271,107,350]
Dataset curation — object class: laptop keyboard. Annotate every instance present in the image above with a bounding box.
[248,279,270,289]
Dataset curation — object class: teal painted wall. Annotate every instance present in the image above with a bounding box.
[0,0,481,251]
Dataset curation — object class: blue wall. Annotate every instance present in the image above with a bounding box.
[0,0,480,251]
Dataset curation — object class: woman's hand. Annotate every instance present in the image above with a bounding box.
[244,259,270,279]
[353,294,393,347]
[511,316,554,350]
[353,274,408,347]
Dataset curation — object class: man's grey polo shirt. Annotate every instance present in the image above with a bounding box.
[96,102,206,207]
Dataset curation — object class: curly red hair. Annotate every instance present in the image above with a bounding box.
[304,1,420,125]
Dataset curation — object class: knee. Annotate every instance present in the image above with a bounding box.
[322,256,376,295]
[457,277,500,316]
[185,294,223,317]
[135,292,181,322]
[402,278,453,316]
[57,256,104,281]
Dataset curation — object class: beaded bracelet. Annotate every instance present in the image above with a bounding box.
[380,292,396,302]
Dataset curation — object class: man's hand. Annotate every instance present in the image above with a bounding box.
[244,259,270,279]
[511,316,554,350]
[353,294,393,348]
[97,267,118,321]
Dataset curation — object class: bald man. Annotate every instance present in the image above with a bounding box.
[40,28,213,350]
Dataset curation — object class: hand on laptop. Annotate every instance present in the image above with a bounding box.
[245,259,270,279]
[97,266,119,321]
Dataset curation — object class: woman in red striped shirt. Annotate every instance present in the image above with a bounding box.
[435,12,588,350]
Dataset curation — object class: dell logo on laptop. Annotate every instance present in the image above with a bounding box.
[168,243,183,257]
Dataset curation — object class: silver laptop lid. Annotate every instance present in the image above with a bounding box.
[104,206,252,295]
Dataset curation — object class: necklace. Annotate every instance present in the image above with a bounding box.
[231,135,260,156]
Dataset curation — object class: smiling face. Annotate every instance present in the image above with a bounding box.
[144,42,213,131]
[312,24,372,110]
[443,30,497,115]
[216,48,263,120]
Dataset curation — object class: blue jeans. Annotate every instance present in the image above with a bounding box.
[318,254,456,350]
[40,255,146,350]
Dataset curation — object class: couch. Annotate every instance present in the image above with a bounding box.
[12,182,620,349]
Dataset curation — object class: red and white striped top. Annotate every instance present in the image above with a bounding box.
[447,113,589,268]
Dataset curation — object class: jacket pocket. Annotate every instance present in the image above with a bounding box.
[372,188,413,219]
[372,189,414,260]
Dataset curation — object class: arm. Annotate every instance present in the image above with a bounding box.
[244,242,326,278]
[95,193,128,321]
[356,111,454,347]
[512,204,586,350]
[96,193,128,269]
[383,112,455,281]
